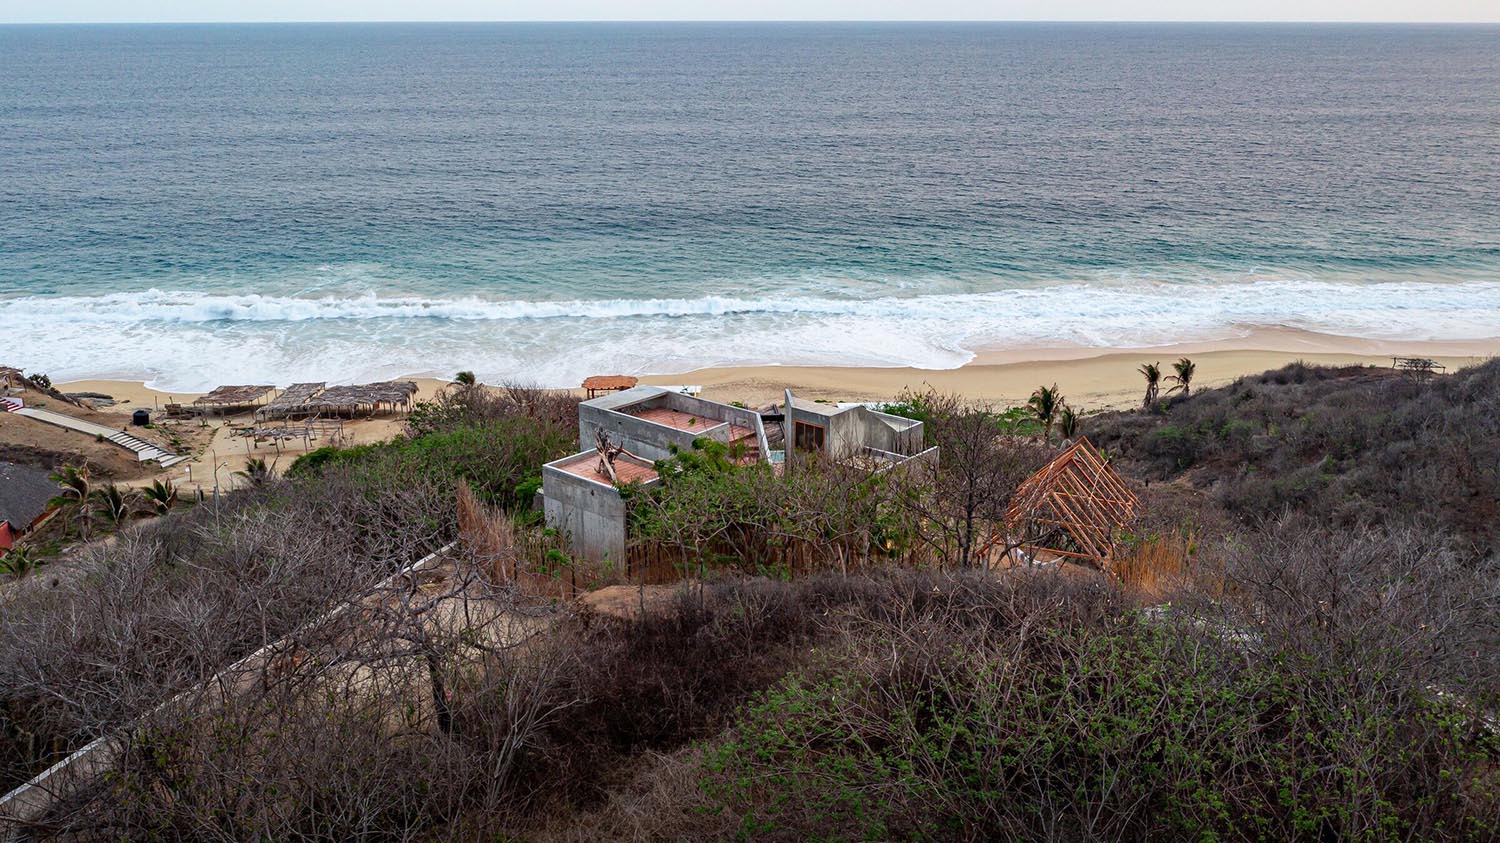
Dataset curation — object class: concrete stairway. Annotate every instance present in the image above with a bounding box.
[730,432,761,464]
[14,407,188,468]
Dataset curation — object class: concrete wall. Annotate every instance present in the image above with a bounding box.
[865,409,925,455]
[784,393,924,461]
[579,387,676,461]
[542,463,628,563]
[578,387,768,463]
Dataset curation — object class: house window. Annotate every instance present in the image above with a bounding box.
[793,420,826,453]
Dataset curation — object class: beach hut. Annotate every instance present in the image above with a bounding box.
[193,385,276,415]
[0,461,60,552]
[256,382,327,420]
[301,381,419,417]
[582,375,638,399]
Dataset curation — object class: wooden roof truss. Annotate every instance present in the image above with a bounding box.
[1005,437,1139,569]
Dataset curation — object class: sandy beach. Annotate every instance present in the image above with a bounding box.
[644,328,1499,408]
[23,328,1485,498]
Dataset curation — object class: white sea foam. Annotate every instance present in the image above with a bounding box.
[4,277,1499,391]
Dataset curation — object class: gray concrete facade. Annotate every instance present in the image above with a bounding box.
[783,390,925,461]
[541,451,660,563]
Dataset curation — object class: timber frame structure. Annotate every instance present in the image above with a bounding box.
[1005,437,1139,569]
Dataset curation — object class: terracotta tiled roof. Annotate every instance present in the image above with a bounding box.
[630,406,721,433]
[555,452,659,485]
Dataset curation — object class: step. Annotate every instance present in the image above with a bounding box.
[16,407,184,466]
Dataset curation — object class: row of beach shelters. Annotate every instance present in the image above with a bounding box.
[166,380,421,421]
[255,381,419,419]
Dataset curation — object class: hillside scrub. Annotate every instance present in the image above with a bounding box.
[577,531,1498,841]
[0,465,454,794]
[0,388,578,795]
[30,540,1497,841]
[6,372,1497,840]
[1088,360,1500,551]
[292,384,578,511]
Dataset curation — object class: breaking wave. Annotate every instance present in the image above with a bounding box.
[4,276,1500,391]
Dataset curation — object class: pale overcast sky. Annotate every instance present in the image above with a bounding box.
[4,1,1498,24]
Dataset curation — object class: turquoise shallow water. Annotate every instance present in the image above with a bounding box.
[2,22,1498,389]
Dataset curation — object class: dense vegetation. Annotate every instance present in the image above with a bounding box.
[1,366,1496,841]
[0,383,579,795]
[1089,360,1500,552]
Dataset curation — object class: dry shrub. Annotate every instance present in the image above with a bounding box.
[1089,359,1500,550]
[1111,530,1196,595]
[0,466,454,794]
[457,482,609,598]
[684,554,1497,841]
[45,549,570,842]
[407,381,580,440]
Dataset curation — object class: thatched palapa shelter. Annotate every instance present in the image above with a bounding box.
[582,375,638,399]
[193,385,275,414]
[302,381,419,417]
[256,382,326,420]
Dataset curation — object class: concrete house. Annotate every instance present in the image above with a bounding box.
[543,386,935,562]
[577,386,770,464]
[544,387,770,561]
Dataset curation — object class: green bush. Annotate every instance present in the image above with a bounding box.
[698,619,1498,841]
[286,417,574,510]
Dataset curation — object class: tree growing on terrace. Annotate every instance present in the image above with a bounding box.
[896,392,1052,569]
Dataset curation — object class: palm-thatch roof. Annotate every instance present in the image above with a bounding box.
[582,375,638,397]
[193,385,275,408]
[256,382,326,419]
[302,381,419,415]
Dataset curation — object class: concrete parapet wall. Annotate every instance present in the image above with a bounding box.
[542,461,632,563]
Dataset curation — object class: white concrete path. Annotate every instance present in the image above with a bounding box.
[13,407,187,468]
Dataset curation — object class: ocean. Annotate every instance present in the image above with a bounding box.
[2,22,1498,390]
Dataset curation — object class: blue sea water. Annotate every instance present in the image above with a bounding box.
[2,22,1498,389]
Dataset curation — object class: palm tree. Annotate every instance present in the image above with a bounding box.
[454,370,477,386]
[48,464,92,539]
[0,544,41,578]
[89,483,134,528]
[1168,357,1197,397]
[1058,404,1079,440]
[235,457,274,487]
[1138,362,1161,410]
[141,478,179,516]
[1028,384,1063,441]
